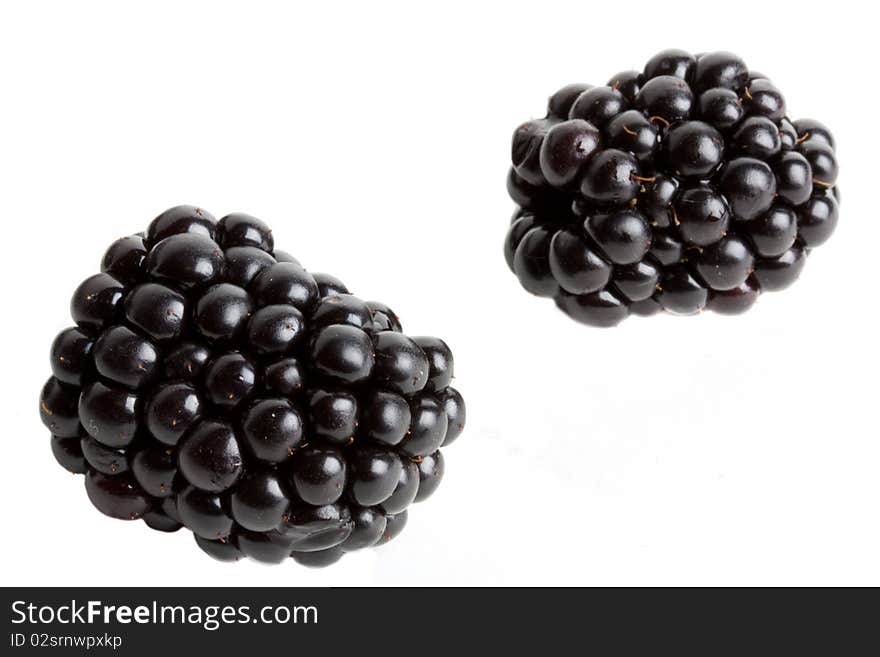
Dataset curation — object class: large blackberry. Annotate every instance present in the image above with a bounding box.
[506,50,839,326]
[41,206,465,567]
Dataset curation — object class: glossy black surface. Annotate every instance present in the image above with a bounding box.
[178,420,243,492]
[752,244,806,291]
[279,502,353,552]
[674,185,731,246]
[217,213,274,251]
[718,158,776,221]
[793,118,836,149]
[306,391,358,448]
[289,446,347,505]
[78,381,139,447]
[40,377,81,438]
[438,387,466,447]
[101,235,147,284]
[511,118,552,186]
[773,151,813,206]
[547,82,591,120]
[605,110,658,161]
[398,395,448,458]
[92,325,159,389]
[203,352,257,408]
[613,259,661,302]
[262,358,305,396]
[177,486,233,539]
[291,546,345,568]
[640,175,679,228]
[143,510,182,533]
[707,278,761,315]
[81,435,129,475]
[51,435,87,474]
[145,382,202,446]
[505,50,838,324]
[359,390,411,446]
[245,304,307,356]
[778,118,797,150]
[194,534,242,562]
[607,70,642,103]
[692,51,748,92]
[85,470,151,520]
[504,214,538,273]
[123,282,187,342]
[376,510,408,546]
[732,116,782,159]
[144,233,224,289]
[310,324,375,383]
[310,294,372,331]
[745,204,798,257]
[412,336,454,392]
[555,288,629,327]
[797,192,839,248]
[241,398,304,463]
[629,297,662,316]
[194,283,254,342]
[70,273,125,331]
[413,451,445,503]
[341,506,387,551]
[743,78,786,121]
[644,48,695,81]
[347,447,402,506]
[664,121,724,177]
[539,119,601,187]
[506,167,544,209]
[656,265,708,314]
[372,332,429,395]
[513,226,559,298]
[697,88,744,129]
[569,86,628,127]
[635,75,694,123]
[161,495,182,523]
[580,149,641,204]
[131,444,178,497]
[380,458,419,515]
[145,205,217,248]
[694,235,756,291]
[799,141,838,187]
[236,530,294,564]
[224,246,276,288]
[366,301,403,333]
[50,327,94,386]
[46,206,465,567]
[162,342,211,381]
[312,272,349,298]
[585,209,652,265]
[648,231,685,266]
[548,227,612,295]
[230,468,290,531]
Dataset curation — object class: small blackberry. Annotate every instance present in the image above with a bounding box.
[42,206,465,566]
[506,49,840,326]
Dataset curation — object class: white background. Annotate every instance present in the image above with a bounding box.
[1,0,877,586]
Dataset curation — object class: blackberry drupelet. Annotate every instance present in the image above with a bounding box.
[506,49,840,326]
[42,206,466,566]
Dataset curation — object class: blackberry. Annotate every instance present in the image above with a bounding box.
[41,206,466,566]
[505,49,840,325]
